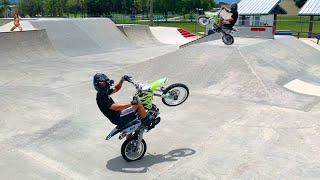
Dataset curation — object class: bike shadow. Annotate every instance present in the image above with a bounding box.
[106,148,196,173]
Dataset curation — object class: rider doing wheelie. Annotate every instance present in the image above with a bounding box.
[217,2,239,32]
[93,73,156,136]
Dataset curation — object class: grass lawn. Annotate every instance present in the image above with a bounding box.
[276,16,320,36]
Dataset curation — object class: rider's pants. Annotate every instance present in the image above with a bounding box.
[112,106,137,127]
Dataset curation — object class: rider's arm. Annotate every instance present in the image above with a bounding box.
[224,17,234,21]
[111,79,124,94]
[224,8,231,13]
[109,102,132,111]
[221,7,233,21]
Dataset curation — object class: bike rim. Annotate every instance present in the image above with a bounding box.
[199,18,209,26]
[164,87,188,105]
[125,140,144,161]
[223,36,232,45]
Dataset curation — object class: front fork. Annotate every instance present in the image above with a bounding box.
[135,129,144,152]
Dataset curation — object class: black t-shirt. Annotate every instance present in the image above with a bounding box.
[96,92,120,122]
[230,11,239,27]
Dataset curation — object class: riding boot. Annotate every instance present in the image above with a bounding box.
[216,27,222,32]
[142,114,153,126]
[142,114,157,130]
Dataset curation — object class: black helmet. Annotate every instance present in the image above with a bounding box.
[93,73,114,95]
[230,2,238,12]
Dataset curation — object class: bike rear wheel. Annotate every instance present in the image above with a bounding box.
[162,83,189,106]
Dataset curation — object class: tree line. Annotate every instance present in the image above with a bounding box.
[14,0,216,18]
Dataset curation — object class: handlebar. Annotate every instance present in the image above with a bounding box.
[127,79,141,90]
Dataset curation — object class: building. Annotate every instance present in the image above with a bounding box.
[298,0,320,37]
[236,0,287,27]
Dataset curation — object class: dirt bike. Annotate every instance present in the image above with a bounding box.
[197,9,239,45]
[106,78,189,162]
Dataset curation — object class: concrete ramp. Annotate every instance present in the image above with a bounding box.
[30,18,134,57]
[117,24,163,47]
[127,36,320,111]
[179,33,220,48]
[1,22,320,179]
[151,26,200,45]
[0,30,57,65]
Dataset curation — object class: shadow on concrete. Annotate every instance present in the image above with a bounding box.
[106,148,196,173]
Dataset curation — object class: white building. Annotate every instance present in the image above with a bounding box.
[237,0,287,27]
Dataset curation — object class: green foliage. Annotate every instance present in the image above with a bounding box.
[87,0,113,16]
[16,0,217,18]
[18,0,44,17]
[1,0,11,17]
[294,0,307,8]
[66,0,87,17]
[44,0,68,16]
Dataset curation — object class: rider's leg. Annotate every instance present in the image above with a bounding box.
[131,100,154,128]
[219,19,224,28]
[131,100,147,118]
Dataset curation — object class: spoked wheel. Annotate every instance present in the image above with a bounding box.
[121,136,146,162]
[197,16,210,26]
[162,83,189,106]
[222,34,234,45]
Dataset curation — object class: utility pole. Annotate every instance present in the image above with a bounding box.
[150,0,154,25]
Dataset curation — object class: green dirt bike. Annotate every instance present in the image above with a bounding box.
[197,9,239,45]
[106,78,189,162]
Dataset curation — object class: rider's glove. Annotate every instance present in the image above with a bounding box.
[131,97,139,105]
[122,75,132,82]
[221,7,225,10]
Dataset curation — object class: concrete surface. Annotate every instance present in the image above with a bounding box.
[29,18,135,56]
[117,24,163,47]
[0,20,37,32]
[150,26,199,45]
[284,79,320,96]
[179,33,221,48]
[300,38,320,51]
[1,18,320,180]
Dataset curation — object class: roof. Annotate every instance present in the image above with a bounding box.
[298,0,320,16]
[238,0,286,15]
[271,5,288,14]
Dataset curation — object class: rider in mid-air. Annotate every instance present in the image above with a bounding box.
[217,2,239,31]
[93,73,155,138]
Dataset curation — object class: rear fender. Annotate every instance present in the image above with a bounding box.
[106,127,121,140]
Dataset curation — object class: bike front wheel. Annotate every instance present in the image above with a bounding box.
[162,83,189,106]
[121,136,146,162]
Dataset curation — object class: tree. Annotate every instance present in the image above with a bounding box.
[181,0,216,21]
[44,0,68,17]
[18,0,44,17]
[87,0,113,17]
[294,0,307,8]
[0,0,11,18]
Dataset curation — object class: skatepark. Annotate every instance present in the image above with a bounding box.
[1,16,320,180]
